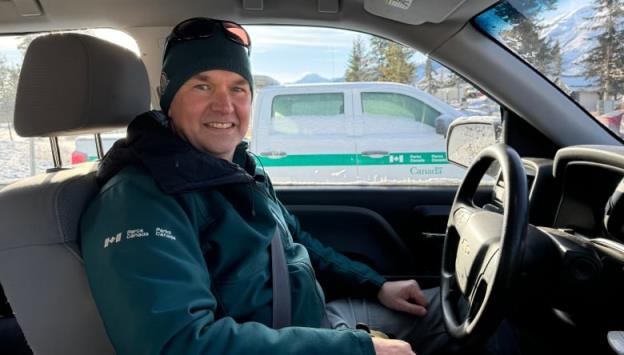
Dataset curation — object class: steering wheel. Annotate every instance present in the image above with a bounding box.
[441,143,528,346]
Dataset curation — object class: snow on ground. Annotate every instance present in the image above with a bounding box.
[0,124,75,186]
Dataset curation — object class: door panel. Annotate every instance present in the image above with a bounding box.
[278,186,459,287]
[287,205,415,275]
[279,186,493,288]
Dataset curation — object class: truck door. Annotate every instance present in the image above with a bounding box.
[352,87,465,183]
[250,88,357,184]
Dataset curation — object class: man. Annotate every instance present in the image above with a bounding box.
[80,18,449,355]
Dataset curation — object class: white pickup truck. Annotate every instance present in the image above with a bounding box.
[249,82,467,184]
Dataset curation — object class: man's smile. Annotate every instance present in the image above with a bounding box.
[204,122,236,129]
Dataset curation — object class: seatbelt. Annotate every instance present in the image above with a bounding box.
[271,227,291,329]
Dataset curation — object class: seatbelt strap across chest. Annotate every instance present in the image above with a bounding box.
[271,227,292,328]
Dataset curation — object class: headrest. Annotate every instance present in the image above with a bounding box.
[14,33,150,137]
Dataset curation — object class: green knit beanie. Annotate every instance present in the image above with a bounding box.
[159,25,253,114]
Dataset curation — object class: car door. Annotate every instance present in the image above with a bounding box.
[250,86,358,183]
[352,86,466,183]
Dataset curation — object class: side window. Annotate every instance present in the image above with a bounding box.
[270,93,345,135]
[272,93,344,117]
[361,92,440,128]
[246,25,501,185]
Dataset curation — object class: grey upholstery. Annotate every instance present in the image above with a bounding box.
[0,33,150,355]
[0,165,114,354]
[14,33,150,137]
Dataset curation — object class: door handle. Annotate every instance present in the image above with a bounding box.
[361,150,389,158]
[260,151,287,158]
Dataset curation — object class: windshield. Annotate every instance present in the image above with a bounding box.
[474,0,624,139]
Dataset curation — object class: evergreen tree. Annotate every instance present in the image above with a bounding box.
[366,37,388,81]
[501,20,559,77]
[345,37,369,82]
[359,36,416,84]
[377,42,415,84]
[582,0,624,105]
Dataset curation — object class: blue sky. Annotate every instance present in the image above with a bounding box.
[246,26,363,83]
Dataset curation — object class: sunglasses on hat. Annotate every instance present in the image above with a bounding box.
[164,17,251,57]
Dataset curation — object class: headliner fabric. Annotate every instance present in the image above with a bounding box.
[14,33,150,137]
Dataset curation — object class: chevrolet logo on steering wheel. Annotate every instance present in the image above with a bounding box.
[460,238,471,256]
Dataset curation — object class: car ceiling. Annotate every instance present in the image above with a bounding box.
[0,0,620,148]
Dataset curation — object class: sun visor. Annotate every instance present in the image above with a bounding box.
[363,0,472,25]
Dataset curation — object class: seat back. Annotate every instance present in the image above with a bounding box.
[0,33,150,355]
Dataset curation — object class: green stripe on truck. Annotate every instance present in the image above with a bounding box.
[257,152,449,167]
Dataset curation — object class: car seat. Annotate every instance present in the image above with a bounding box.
[0,33,150,355]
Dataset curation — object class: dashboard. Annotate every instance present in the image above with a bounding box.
[553,146,624,242]
[492,145,624,352]
[492,145,624,250]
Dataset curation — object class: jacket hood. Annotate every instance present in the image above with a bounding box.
[97,110,257,194]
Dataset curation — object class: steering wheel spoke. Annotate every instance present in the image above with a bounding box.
[466,248,499,322]
[453,209,503,295]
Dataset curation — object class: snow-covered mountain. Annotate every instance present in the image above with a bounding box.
[541,4,599,77]
[292,73,343,84]
[411,5,604,87]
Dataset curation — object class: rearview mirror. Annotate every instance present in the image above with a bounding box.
[446,116,502,168]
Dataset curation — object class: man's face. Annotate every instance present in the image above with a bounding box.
[168,70,251,161]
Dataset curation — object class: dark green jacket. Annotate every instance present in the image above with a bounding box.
[80,111,386,355]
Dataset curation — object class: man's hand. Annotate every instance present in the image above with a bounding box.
[372,337,416,355]
[377,280,428,316]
